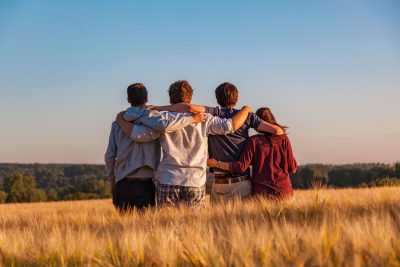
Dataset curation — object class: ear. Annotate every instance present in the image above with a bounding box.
[144,98,148,104]
[127,96,131,104]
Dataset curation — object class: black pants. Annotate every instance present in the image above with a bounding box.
[113,178,156,213]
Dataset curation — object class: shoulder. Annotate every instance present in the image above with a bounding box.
[145,109,163,117]
[247,112,262,127]
[204,113,230,122]
[281,134,291,144]
[162,111,193,120]
[110,121,120,134]
[160,111,177,118]
[273,134,290,147]
[249,134,266,143]
[248,112,261,121]
[204,106,221,116]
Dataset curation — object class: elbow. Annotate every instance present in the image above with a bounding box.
[104,156,115,168]
[232,122,240,132]
[188,105,196,113]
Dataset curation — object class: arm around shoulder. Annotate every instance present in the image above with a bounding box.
[257,121,285,135]
[153,103,206,113]
[231,106,252,131]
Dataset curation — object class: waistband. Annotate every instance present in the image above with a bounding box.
[214,175,251,185]
[213,173,248,178]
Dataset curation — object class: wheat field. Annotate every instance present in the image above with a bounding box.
[0,187,399,267]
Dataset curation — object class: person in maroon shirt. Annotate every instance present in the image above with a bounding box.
[207,107,297,199]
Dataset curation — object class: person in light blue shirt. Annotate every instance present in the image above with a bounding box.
[105,83,203,212]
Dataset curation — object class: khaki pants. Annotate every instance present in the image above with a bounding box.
[210,179,252,203]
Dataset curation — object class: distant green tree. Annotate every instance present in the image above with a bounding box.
[376,177,400,187]
[28,189,48,202]
[0,191,7,203]
[297,166,314,188]
[63,192,99,200]
[3,173,47,203]
[46,188,59,201]
[310,166,328,188]
[395,162,400,178]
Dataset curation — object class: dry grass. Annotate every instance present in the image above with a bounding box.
[0,187,399,267]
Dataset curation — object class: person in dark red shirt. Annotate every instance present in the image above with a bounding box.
[207,107,297,200]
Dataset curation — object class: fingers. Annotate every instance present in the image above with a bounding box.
[146,105,155,110]
[207,158,217,167]
[116,111,125,120]
[192,112,206,123]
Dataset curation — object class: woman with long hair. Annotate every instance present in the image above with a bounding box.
[207,107,297,199]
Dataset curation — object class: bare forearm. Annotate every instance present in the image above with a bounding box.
[207,158,232,171]
[217,161,230,171]
[116,118,133,136]
[257,121,285,135]
[153,105,181,112]
[154,103,206,113]
[231,106,251,131]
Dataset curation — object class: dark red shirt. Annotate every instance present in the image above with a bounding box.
[229,134,297,198]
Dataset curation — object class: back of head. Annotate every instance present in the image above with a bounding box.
[256,107,278,125]
[215,82,238,107]
[127,83,148,106]
[256,107,286,144]
[168,80,193,104]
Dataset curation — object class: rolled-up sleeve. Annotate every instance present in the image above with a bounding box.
[206,115,234,135]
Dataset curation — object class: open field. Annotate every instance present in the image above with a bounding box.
[0,187,399,267]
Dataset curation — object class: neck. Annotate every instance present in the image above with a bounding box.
[223,105,236,109]
[131,104,147,109]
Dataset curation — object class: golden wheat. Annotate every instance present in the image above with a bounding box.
[0,187,399,267]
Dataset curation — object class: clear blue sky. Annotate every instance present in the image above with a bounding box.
[0,0,399,164]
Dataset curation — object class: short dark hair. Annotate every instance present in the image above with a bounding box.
[168,80,193,104]
[215,82,238,107]
[127,83,148,106]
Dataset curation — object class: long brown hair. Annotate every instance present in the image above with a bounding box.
[256,107,287,144]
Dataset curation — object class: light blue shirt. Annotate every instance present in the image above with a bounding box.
[104,107,195,183]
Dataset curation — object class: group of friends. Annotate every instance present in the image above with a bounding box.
[105,81,297,212]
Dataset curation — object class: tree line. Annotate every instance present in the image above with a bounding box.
[291,162,400,189]
[0,164,109,204]
[0,162,399,203]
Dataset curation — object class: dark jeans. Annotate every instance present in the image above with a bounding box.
[113,178,156,213]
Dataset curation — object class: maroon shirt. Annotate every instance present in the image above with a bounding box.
[229,134,297,198]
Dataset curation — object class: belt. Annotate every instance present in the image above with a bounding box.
[214,175,251,184]
[213,173,248,178]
